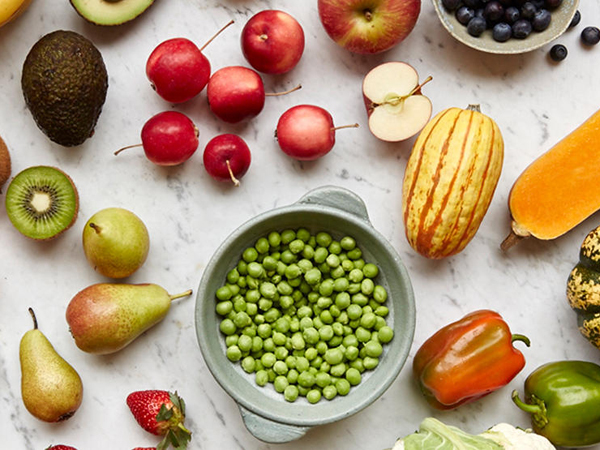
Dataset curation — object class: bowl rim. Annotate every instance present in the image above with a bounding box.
[195,187,416,428]
[431,0,580,55]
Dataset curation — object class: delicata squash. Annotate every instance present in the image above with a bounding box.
[502,108,600,250]
[403,105,504,259]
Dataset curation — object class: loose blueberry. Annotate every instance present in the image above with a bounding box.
[467,16,488,36]
[512,19,533,38]
[504,6,520,24]
[569,10,581,29]
[581,26,600,46]
[549,44,567,61]
[456,6,476,25]
[493,22,513,41]
[532,9,551,31]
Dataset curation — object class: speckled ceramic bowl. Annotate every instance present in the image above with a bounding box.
[432,0,579,54]
[195,186,415,443]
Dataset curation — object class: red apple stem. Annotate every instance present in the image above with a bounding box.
[226,160,240,187]
[114,144,143,156]
[169,289,193,302]
[332,123,359,132]
[409,75,433,97]
[200,19,235,52]
[265,84,302,97]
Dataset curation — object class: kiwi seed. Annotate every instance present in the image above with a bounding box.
[5,166,79,240]
[0,136,11,192]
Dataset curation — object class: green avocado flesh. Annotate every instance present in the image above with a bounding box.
[70,0,155,26]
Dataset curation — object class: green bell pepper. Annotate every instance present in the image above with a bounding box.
[512,360,600,448]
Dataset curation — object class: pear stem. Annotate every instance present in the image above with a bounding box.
[28,307,38,330]
[200,19,235,52]
[170,289,193,302]
[332,123,360,132]
[114,143,143,156]
[226,160,240,187]
[265,84,302,97]
[89,223,102,234]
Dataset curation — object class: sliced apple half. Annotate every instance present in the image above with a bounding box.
[70,0,155,26]
[363,61,432,142]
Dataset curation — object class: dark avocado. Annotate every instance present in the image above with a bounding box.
[21,30,108,147]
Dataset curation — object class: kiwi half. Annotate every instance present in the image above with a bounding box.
[5,166,79,240]
[0,136,11,192]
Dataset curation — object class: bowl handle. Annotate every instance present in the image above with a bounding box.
[239,405,310,443]
[297,185,370,223]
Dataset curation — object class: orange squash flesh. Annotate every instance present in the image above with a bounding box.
[502,108,600,250]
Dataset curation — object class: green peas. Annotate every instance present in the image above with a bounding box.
[373,285,388,303]
[361,278,375,295]
[324,348,344,365]
[316,372,332,388]
[255,237,270,254]
[304,267,322,285]
[289,239,305,254]
[226,346,242,362]
[335,378,351,396]
[378,326,394,343]
[316,232,332,247]
[284,385,299,402]
[314,247,329,264]
[274,361,289,376]
[303,327,320,345]
[333,277,349,292]
[326,254,340,268]
[328,241,342,255]
[257,323,272,338]
[252,336,263,352]
[216,285,233,301]
[220,318,237,336]
[268,231,281,247]
[305,347,318,361]
[363,356,379,370]
[291,332,305,350]
[330,362,347,377]
[345,345,359,361]
[299,317,313,330]
[365,340,383,357]
[261,352,276,368]
[243,247,258,262]
[287,368,299,384]
[247,262,264,279]
[347,304,362,320]
[256,370,269,386]
[216,301,233,316]
[323,385,337,400]
[296,228,311,242]
[363,263,379,278]
[340,236,356,250]
[346,367,362,386]
[319,325,334,341]
[275,346,289,361]
[262,255,278,271]
[227,268,240,284]
[360,312,377,329]
[281,229,296,244]
[285,264,302,280]
[307,389,322,404]
[280,250,296,264]
[238,334,253,352]
[356,327,371,343]
[298,371,315,388]
[241,356,256,373]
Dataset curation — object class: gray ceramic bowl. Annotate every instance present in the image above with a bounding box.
[195,186,415,443]
[432,0,579,54]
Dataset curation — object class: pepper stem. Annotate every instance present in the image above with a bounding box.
[512,390,550,430]
[511,333,531,347]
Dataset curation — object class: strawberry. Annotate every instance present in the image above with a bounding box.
[46,446,77,450]
[126,390,191,450]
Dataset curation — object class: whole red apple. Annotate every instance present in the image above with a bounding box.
[317,0,421,54]
[241,10,305,74]
[203,134,251,186]
[207,66,266,123]
[276,104,357,161]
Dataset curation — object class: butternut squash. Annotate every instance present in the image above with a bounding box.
[403,105,504,259]
[502,108,600,250]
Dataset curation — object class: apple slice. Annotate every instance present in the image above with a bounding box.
[363,62,432,142]
[70,0,154,26]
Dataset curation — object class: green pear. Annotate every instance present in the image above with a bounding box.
[82,207,150,279]
[66,283,192,354]
[20,308,83,422]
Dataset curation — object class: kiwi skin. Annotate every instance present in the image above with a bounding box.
[0,136,11,193]
[5,166,79,241]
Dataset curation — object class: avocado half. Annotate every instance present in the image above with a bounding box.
[70,0,155,26]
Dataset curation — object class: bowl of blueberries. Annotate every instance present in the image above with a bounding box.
[433,0,580,54]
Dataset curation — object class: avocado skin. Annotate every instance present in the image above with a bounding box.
[22,30,108,147]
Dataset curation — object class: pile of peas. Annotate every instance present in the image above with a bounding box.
[214,228,394,404]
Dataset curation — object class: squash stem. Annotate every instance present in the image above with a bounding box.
[500,230,525,251]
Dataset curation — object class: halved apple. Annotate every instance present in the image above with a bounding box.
[363,61,432,142]
[70,0,154,26]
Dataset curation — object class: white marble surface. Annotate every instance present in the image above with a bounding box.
[2,1,600,449]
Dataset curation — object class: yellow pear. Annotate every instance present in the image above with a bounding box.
[20,308,83,422]
[66,283,192,354]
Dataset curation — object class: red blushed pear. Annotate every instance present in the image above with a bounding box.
[317,0,421,54]
[241,9,305,74]
[203,134,251,186]
[276,104,359,161]
[207,66,301,123]
[146,20,234,103]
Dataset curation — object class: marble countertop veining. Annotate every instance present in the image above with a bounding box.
[2,0,600,449]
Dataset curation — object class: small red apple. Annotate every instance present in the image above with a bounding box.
[115,111,199,166]
[317,0,421,54]
[241,10,305,74]
[207,66,301,123]
[276,104,358,161]
[203,134,251,186]
[146,20,234,103]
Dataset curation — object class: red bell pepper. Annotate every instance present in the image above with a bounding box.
[413,309,529,410]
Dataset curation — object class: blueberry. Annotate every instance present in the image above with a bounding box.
[544,0,562,9]
[456,6,476,25]
[493,22,513,41]
[504,6,520,24]
[532,0,545,8]
[484,1,504,22]
[532,9,551,31]
[463,0,483,8]
[520,2,537,20]
[581,26,600,46]
[569,10,581,29]
[467,17,488,36]
[442,0,462,11]
[549,44,567,61]
[512,19,533,38]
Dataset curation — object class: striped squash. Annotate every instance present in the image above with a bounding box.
[567,224,600,350]
[402,105,504,259]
